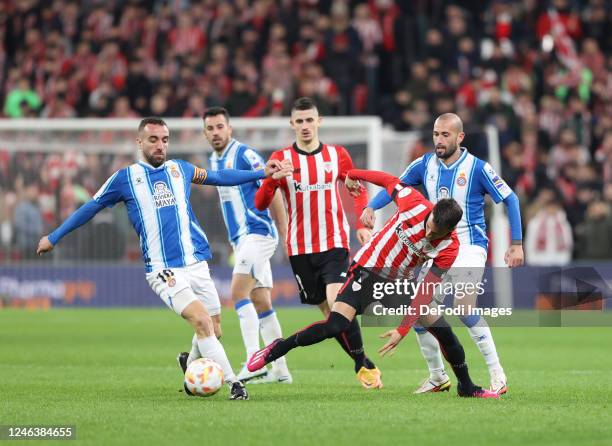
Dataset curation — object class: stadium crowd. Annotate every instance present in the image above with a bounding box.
[0,0,611,263]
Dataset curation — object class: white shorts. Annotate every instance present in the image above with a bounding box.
[420,244,487,304]
[233,234,277,289]
[146,261,221,316]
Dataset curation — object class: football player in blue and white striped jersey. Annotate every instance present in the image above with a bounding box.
[37,117,292,400]
[204,107,291,384]
[362,113,523,395]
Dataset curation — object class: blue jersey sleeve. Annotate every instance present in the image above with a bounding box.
[479,162,513,203]
[204,169,266,186]
[48,200,105,245]
[92,170,124,208]
[366,156,426,210]
[399,156,426,186]
[241,148,266,171]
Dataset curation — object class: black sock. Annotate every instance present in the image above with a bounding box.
[335,318,375,373]
[427,318,475,393]
[267,312,351,362]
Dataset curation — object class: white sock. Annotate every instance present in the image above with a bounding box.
[464,316,503,376]
[196,335,237,383]
[259,309,290,376]
[187,334,200,366]
[235,298,260,362]
[414,326,446,381]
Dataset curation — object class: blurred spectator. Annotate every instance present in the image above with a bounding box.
[525,189,573,266]
[13,183,43,258]
[576,200,612,260]
[4,78,41,117]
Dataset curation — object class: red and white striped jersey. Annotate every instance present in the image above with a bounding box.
[255,143,367,256]
[351,172,459,279]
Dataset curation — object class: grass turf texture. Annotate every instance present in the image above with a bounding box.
[1,308,611,446]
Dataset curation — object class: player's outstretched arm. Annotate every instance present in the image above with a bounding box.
[37,199,106,256]
[502,192,524,268]
[194,160,291,187]
[255,159,292,210]
[379,264,452,356]
[347,169,400,192]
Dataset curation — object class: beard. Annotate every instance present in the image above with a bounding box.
[435,143,459,160]
[144,151,166,167]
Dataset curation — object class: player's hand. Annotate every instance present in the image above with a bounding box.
[378,329,404,357]
[345,176,361,197]
[266,159,293,179]
[504,244,524,268]
[356,228,371,245]
[36,236,54,256]
[264,159,282,176]
[360,207,375,229]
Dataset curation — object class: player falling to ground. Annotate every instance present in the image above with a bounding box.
[362,113,523,395]
[248,168,498,398]
[201,106,292,384]
[254,97,382,389]
[36,117,292,401]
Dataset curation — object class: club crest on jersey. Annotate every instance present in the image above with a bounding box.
[225,160,233,169]
[323,162,333,173]
[438,187,450,198]
[169,166,180,178]
[153,182,176,208]
[456,173,467,187]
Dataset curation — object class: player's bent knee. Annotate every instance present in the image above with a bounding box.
[326,311,351,337]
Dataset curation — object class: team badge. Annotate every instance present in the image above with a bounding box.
[456,173,467,187]
[323,162,333,173]
[438,187,450,198]
[170,166,180,178]
[225,160,233,169]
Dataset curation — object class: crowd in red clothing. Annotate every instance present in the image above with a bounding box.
[0,0,611,261]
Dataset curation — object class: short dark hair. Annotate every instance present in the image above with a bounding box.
[292,97,318,112]
[138,117,167,132]
[432,198,463,233]
[203,106,230,122]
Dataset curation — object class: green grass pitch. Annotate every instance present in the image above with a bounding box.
[1,308,611,446]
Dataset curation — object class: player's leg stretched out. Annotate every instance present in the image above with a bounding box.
[289,252,381,388]
[247,301,381,389]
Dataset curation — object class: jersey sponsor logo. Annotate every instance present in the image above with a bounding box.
[395,225,432,265]
[153,182,177,208]
[438,187,450,198]
[456,173,467,186]
[491,175,505,189]
[292,181,333,193]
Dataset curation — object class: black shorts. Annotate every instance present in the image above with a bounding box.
[336,263,409,315]
[289,248,350,305]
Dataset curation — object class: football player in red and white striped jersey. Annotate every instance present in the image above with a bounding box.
[255,97,381,389]
[248,168,498,398]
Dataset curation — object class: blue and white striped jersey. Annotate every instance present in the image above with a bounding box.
[399,148,513,250]
[92,159,211,272]
[209,139,277,247]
